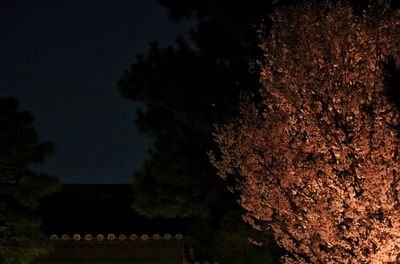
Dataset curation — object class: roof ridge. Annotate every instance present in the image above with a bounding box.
[49,233,183,241]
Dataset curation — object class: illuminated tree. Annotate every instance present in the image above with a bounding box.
[0,97,61,264]
[210,1,400,263]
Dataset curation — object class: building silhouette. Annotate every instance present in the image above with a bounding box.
[34,184,190,264]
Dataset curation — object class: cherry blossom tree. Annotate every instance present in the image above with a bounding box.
[210,1,400,263]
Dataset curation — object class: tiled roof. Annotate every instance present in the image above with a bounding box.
[38,184,189,235]
[47,232,183,241]
[35,185,199,263]
[34,233,185,264]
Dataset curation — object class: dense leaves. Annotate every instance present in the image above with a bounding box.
[211,1,400,263]
[118,1,286,262]
[0,97,61,264]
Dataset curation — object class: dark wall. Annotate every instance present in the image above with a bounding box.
[34,239,185,264]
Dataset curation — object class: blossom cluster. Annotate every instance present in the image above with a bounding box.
[211,1,400,263]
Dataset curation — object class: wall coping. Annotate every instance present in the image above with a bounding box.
[48,233,183,242]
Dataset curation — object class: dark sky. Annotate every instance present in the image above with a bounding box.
[0,0,194,183]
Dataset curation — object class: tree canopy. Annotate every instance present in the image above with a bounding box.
[0,97,61,264]
[211,1,400,263]
[118,0,383,262]
[118,0,287,262]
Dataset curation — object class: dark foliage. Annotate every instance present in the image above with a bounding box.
[118,1,286,262]
[0,97,61,264]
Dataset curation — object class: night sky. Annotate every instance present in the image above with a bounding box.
[0,0,194,183]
